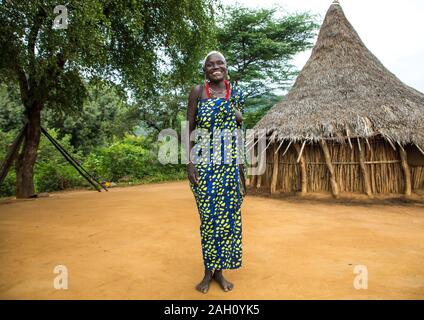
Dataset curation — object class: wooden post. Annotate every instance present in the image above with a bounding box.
[357,139,373,197]
[256,174,262,188]
[398,143,412,196]
[250,174,257,188]
[270,142,279,195]
[319,139,339,198]
[294,142,307,195]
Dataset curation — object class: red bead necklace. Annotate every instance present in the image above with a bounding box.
[204,79,231,100]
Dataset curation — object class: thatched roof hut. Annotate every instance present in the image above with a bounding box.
[250,1,424,198]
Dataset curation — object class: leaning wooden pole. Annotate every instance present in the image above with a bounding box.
[294,141,307,195]
[319,139,339,198]
[357,139,373,197]
[270,142,279,195]
[398,143,412,196]
[0,123,27,185]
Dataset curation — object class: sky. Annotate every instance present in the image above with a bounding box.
[220,0,424,93]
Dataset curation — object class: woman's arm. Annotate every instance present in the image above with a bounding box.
[233,87,245,125]
[186,85,202,185]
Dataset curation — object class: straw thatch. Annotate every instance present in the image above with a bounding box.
[250,1,424,197]
[254,2,424,147]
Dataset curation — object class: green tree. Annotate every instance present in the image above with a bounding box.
[243,92,283,129]
[0,83,25,132]
[0,0,215,198]
[42,81,141,153]
[216,5,319,97]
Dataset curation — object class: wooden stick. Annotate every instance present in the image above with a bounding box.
[398,142,412,196]
[270,142,279,194]
[346,126,353,149]
[386,137,396,151]
[296,141,306,163]
[245,138,254,148]
[256,174,262,188]
[347,136,353,149]
[294,142,307,195]
[282,140,292,157]
[415,143,424,156]
[369,140,376,193]
[247,131,266,153]
[275,138,285,154]
[356,137,361,152]
[319,139,340,198]
[0,123,27,185]
[358,139,373,197]
[261,132,276,156]
[365,138,371,151]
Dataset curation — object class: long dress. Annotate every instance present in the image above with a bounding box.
[189,84,246,271]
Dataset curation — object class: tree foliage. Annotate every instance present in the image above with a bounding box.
[0,0,216,107]
[216,5,319,97]
[0,0,216,197]
[42,82,141,153]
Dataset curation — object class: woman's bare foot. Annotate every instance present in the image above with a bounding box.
[213,270,234,292]
[195,269,213,293]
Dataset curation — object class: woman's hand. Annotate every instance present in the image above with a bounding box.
[233,105,243,125]
[187,162,199,186]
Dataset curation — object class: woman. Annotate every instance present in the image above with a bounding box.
[186,51,246,293]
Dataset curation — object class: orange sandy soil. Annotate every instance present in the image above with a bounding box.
[1,181,424,300]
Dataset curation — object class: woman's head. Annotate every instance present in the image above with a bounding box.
[202,51,227,82]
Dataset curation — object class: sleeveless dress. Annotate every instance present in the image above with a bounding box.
[189,83,246,271]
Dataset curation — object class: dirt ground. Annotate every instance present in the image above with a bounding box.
[1,181,424,299]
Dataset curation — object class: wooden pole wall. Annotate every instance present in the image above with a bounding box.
[357,139,373,197]
[319,139,340,198]
[294,142,307,195]
[270,142,279,194]
[398,145,412,196]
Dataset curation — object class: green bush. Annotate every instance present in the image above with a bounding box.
[35,162,88,192]
[84,135,153,181]
[0,130,18,197]
[0,170,16,197]
[1,130,186,197]
[34,129,89,192]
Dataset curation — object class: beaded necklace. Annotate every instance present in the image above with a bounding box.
[204,79,231,100]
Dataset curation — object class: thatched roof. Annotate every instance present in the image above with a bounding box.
[254,2,424,147]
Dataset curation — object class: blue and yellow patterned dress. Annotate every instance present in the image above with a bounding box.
[189,84,246,271]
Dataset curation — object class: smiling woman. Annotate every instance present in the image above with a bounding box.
[186,51,246,294]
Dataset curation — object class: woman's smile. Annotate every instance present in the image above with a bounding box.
[208,68,225,81]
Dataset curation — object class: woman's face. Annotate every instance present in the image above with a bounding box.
[204,53,227,82]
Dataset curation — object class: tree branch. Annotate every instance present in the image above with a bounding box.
[27,6,47,76]
[14,65,29,108]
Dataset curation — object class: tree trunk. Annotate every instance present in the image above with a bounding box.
[15,107,42,198]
